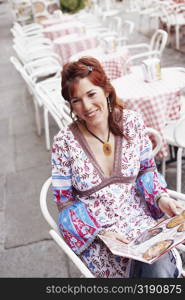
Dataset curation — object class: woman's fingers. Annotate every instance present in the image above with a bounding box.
[115,234,129,244]
[168,200,184,216]
[158,196,184,217]
[102,231,129,244]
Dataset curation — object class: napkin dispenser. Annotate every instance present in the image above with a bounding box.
[142,58,161,82]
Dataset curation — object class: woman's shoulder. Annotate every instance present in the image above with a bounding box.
[123,109,143,123]
[122,109,144,138]
[53,122,75,145]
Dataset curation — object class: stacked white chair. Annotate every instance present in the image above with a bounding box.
[10,56,65,150]
[36,78,71,150]
[11,21,62,65]
[159,2,185,50]
[101,19,135,48]
[10,56,43,137]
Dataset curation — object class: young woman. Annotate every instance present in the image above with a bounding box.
[51,57,183,278]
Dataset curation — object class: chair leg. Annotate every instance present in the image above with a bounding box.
[175,25,180,50]
[176,147,182,193]
[33,98,42,136]
[161,157,166,178]
[44,107,50,151]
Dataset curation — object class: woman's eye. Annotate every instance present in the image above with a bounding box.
[88,93,96,98]
[71,98,80,104]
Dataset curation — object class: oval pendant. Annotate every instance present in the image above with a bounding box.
[103,143,112,155]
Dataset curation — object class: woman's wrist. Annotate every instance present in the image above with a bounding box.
[156,192,170,205]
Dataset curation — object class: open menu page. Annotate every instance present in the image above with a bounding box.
[98,211,185,264]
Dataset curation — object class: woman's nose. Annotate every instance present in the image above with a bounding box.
[81,98,92,111]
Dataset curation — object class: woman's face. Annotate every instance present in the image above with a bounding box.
[70,77,109,128]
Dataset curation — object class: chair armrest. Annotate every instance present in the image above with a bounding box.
[167,189,185,202]
[125,50,160,67]
[122,43,150,51]
[49,229,95,278]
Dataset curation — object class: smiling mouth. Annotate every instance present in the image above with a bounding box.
[85,109,98,118]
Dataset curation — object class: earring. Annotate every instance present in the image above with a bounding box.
[107,97,112,112]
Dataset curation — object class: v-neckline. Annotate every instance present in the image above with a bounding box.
[70,122,122,179]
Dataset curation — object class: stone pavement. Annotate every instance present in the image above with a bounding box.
[0,1,184,278]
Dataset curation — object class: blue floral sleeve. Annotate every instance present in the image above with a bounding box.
[51,133,101,254]
[135,115,166,219]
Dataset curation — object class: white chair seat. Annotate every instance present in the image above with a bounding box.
[163,120,178,147]
[162,115,185,192]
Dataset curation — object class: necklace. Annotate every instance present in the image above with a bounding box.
[84,124,112,156]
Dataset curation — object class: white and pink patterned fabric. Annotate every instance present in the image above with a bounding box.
[52,110,167,278]
[43,22,85,40]
[53,34,99,64]
[112,68,185,158]
[96,49,130,80]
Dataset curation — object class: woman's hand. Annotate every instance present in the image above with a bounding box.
[158,195,184,217]
[100,230,129,244]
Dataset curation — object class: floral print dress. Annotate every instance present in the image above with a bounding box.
[51,109,167,278]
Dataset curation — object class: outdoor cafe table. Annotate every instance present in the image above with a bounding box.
[43,21,86,40]
[53,33,99,65]
[111,68,185,159]
[97,48,131,80]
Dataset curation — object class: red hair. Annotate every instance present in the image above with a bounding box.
[61,56,124,136]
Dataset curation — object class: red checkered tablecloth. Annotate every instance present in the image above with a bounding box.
[112,68,185,158]
[53,34,99,65]
[43,22,85,40]
[97,49,130,80]
[67,46,131,80]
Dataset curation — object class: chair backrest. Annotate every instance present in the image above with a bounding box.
[125,50,161,72]
[174,116,185,148]
[110,16,122,32]
[146,127,162,156]
[122,20,135,36]
[40,177,95,278]
[40,177,58,232]
[10,55,36,94]
[149,29,168,56]
[10,55,45,106]
[36,78,72,128]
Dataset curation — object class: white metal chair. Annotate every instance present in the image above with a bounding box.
[11,21,43,38]
[40,176,185,278]
[124,49,161,76]
[123,29,168,58]
[13,41,61,65]
[161,67,185,193]
[159,3,185,50]
[40,177,95,278]
[162,116,185,193]
[123,29,168,76]
[10,55,43,136]
[146,127,162,157]
[23,57,62,81]
[10,56,64,148]
[36,78,71,150]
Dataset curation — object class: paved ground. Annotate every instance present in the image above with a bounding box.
[0,0,185,278]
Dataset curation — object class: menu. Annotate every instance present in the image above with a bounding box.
[98,211,185,264]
